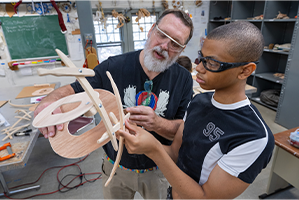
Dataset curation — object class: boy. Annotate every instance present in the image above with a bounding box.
[117,21,275,199]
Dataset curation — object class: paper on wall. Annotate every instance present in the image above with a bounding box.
[20,67,33,76]
[69,35,83,61]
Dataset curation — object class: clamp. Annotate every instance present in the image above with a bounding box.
[0,142,16,161]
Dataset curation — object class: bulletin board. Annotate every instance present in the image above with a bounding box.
[0,15,68,60]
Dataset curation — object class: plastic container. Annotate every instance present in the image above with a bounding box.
[289,128,299,148]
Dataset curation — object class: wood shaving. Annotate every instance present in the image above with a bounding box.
[162,0,168,9]
[275,11,289,19]
[97,1,107,29]
[112,10,125,29]
[135,8,150,32]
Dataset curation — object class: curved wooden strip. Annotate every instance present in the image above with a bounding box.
[56,49,118,152]
[15,109,32,118]
[8,100,36,108]
[49,89,119,159]
[32,92,96,128]
[105,71,127,187]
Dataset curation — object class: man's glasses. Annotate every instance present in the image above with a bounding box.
[154,25,185,52]
[198,51,259,72]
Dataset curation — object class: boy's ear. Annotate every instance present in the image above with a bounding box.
[238,63,256,80]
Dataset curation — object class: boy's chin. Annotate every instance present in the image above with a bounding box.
[200,84,215,91]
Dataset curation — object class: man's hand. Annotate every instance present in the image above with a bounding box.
[125,106,159,132]
[34,101,63,139]
[117,120,162,158]
[33,85,75,139]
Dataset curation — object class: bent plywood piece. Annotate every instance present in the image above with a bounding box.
[49,89,118,158]
[104,71,126,187]
[55,49,118,151]
[33,92,97,128]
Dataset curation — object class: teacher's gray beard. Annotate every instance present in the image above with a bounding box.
[143,39,180,73]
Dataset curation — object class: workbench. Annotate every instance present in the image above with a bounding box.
[0,83,60,197]
[260,127,299,198]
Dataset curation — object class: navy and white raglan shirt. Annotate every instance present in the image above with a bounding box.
[71,50,193,169]
[177,92,275,184]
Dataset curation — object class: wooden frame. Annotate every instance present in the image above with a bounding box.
[32,49,129,186]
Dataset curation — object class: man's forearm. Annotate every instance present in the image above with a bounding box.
[155,118,183,140]
[41,84,75,103]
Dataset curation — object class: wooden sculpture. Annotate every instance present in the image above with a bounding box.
[2,109,31,141]
[32,49,129,186]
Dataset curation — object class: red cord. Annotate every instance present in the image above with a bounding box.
[84,39,89,50]
[3,155,102,199]
[50,0,67,33]
[13,0,22,14]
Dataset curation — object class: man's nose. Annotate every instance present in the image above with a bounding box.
[159,39,170,50]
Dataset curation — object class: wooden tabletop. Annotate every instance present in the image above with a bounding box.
[274,127,299,159]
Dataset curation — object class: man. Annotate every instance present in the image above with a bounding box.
[117,21,275,199]
[34,9,194,199]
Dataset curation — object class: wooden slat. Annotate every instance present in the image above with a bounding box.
[55,49,118,151]
[49,89,119,159]
[32,92,94,128]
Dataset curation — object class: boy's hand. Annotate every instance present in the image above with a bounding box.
[34,101,63,138]
[125,106,159,132]
[117,120,162,158]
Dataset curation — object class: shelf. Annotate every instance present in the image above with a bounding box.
[18,62,61,69]
[250,97,277,111]
[263,49,289,55]
[263,19,297,22]
[209,20,231,22]
[232,19,262,22]
[255,73,284,84]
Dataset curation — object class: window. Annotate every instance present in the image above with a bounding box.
[93,9,161,62]
[132,15,156,50]
[94,16,122,63]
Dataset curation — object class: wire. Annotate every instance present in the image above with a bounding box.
[84,39,89,50]
[4,154,102,199]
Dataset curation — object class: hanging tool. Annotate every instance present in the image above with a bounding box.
[0,142,15,161]
[14,129,32,137]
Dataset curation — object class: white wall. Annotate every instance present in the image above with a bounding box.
[180,1,209,62]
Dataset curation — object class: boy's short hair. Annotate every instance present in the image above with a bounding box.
[177,56,192,72]
[207,21,264,63]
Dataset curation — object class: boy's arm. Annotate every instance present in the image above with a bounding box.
[163,122,184,162]
[118,120,249,199]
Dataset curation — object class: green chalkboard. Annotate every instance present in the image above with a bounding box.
[0,15,68,60]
